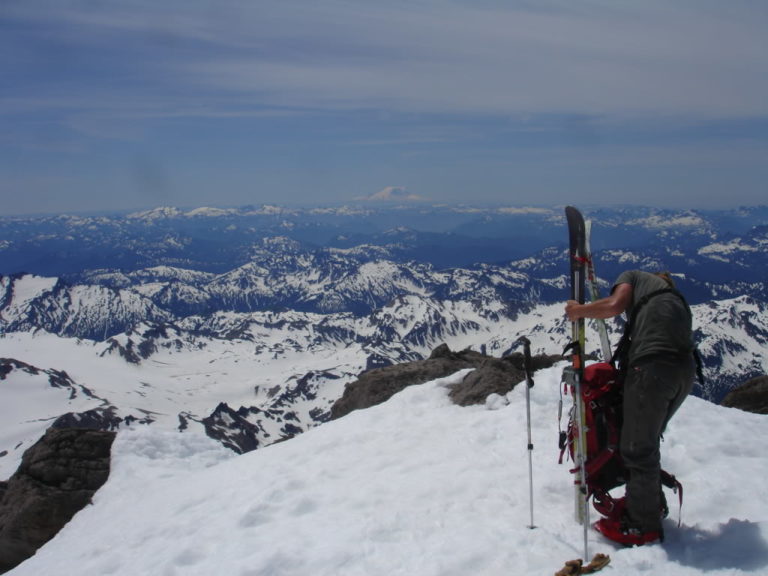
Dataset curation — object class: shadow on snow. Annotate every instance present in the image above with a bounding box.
[665,518,768,572]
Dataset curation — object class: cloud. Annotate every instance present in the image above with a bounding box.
[4,1,768,120]
[174,2,768,119]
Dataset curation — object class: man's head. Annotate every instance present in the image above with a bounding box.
[654,271,676,288]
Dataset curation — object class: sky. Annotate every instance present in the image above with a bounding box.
[1,1,767,216]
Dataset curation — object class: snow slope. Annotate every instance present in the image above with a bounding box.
[0,329,363,478]
[8,365,768,576]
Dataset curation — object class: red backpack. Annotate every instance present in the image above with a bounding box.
[559,361,683,522]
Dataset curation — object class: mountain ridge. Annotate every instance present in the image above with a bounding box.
[1,204,767,471]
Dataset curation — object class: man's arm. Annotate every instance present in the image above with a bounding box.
[565,282,632,321]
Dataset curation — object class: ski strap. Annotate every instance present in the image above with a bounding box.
[661,470,684,527]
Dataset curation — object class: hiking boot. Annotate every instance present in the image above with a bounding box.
[594,516,664,547]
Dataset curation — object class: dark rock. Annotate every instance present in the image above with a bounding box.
[201,402,265,454]
[448,361,521,406]
[428,343,454,360]
[51,407,124,431]
[0,428,115,574]
[330,343,561,418]
[0,359,39,380]
[721,375,768,415]
[330,345,475,419]
[447,351,560,406]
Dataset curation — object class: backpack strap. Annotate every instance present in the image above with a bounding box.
[610,287,705,388]
[610,288,678,365]
[661,470,684,527]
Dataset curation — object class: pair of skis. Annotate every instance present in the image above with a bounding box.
[516,207,612,572]
[564,206,611,562]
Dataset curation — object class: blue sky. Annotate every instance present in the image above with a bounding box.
[1,1,767,215]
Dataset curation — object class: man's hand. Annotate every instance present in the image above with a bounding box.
[565,300,583,322]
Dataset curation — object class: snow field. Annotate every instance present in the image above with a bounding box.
[8,364,768,575]
[0,330,365,478]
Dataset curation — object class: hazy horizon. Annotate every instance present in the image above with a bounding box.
[2,1,767,215]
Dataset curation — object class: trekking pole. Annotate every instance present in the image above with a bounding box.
[573,363,590,559]
[514,336,536,529]
[561,351,590,560]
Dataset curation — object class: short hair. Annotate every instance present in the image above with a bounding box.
[654,271,676,288]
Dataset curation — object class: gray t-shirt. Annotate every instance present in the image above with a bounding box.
[613,270,694,363]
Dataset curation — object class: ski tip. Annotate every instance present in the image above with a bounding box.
[565,206,585,225]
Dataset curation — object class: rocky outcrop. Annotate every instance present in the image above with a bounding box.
[330,343,560,419]
[0,428,116,574]
[201,402,267,454]
[721,375,768,415]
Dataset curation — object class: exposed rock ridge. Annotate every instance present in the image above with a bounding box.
[0,428,116,574]
[331,343,560,419]
[721,375,768,414]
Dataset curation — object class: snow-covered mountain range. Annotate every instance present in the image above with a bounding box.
[3,204,768,279]
[2,204,767,477]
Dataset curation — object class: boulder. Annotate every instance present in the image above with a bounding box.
[721,375,768,415]
[331,343,560,418]
[0,428,115,574]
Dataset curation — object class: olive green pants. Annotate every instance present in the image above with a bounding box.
[621,356,695,532]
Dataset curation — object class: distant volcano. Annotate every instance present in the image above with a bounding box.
[358,186,426,202]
